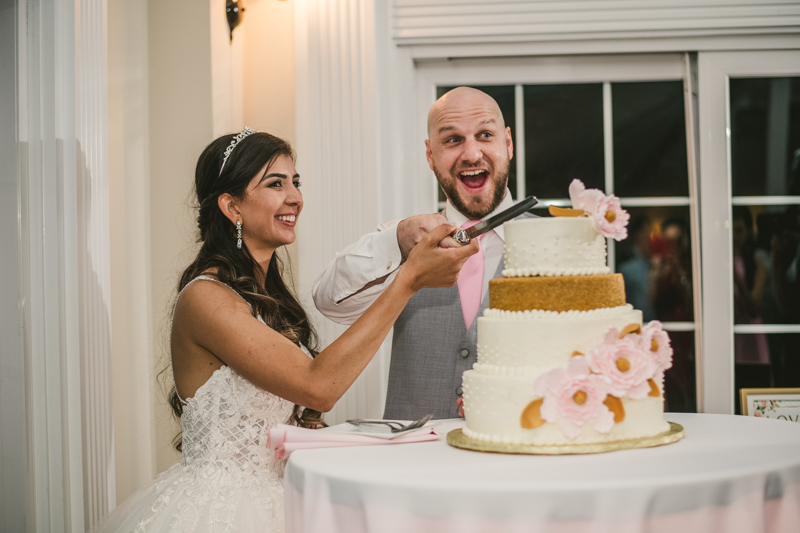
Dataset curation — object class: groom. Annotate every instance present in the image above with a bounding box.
[312,87,533,419]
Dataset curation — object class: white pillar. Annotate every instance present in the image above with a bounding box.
[295,0,391,423]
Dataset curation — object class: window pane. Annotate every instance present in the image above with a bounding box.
[614,206,694,322]
[524,84,604,199]
[730,77,800,197]
[436,85,518,201]
[612,81,689,197]
[663,331,697,413]
[732,204,800,327]
[735,332,800,414]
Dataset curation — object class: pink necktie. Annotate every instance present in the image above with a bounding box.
[457,220,485,330]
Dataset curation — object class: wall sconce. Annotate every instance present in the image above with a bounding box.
[226,0,245,42]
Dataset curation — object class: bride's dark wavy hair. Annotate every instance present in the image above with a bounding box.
[167,131,324,451]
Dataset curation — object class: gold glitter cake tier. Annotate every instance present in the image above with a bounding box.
[489,274,626,312]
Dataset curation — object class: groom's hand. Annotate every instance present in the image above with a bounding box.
[397,213,458,260]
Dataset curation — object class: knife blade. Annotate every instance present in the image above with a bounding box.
[453,196,538,245]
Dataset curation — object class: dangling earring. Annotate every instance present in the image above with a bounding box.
[236,220,242,249]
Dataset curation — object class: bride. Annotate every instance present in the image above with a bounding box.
[93,129,477,532]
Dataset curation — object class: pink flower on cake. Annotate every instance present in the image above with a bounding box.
[639,321,673,381]
[567,179,630,241]
[569,179,604,214]
[588,328,656,399]
[593,195,630,241]
[534,356,615,438]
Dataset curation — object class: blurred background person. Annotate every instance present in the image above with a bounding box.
[770,206,800,388]
[619,215,656,322]
[652,216,692,322]
[650,216,695,413]
[732,206,769,364]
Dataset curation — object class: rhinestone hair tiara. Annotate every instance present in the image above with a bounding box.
[219,127,257,175]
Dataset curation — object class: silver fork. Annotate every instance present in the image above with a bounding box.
[346,413,433,433]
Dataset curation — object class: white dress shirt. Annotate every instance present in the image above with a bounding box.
[311,191,515,325]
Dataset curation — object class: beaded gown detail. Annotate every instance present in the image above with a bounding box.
[93,277,295,533]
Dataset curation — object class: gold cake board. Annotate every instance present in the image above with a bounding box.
[447,422,684,455]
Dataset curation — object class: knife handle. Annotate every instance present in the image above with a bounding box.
[453,228,471,245]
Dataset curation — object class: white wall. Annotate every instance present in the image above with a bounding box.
[211,0,245,137]
[244,0,296,143]
[108,0,157,504]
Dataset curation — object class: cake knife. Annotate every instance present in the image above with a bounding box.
[452,196,538,245]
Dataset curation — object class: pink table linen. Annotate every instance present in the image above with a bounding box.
[268,424,440,460]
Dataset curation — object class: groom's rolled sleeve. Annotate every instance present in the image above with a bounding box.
[312,220,403,325]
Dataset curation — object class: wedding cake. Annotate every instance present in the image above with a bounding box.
[460,180,673,447]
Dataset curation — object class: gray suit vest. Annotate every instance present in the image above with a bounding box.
[383,258,505,420]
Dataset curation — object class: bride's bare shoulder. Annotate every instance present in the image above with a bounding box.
[174,277,251,324]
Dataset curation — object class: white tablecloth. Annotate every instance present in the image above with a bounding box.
[284,413,800,533]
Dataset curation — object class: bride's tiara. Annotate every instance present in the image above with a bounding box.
[219,127,257,176]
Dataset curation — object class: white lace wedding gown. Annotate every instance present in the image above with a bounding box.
[93,277,296,533]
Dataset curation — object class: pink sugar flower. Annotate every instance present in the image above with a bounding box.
[568,179,630,241]
[639,321,673,381]
[569,179,604,214]
[534,356,615,438]
[588,328,656,399]
[593,195,630,241]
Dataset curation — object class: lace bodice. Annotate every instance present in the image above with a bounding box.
[180,364,294,477]
[126,276,295,533]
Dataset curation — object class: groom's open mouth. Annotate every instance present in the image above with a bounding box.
[458,169,489,192]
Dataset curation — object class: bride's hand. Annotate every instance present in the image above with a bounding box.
[397,223,479,292]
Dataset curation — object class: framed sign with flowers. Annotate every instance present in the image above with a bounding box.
[740,389,800,422]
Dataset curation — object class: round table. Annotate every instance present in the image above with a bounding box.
[284,413,800,533]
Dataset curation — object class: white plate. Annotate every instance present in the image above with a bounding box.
[320,421,442,440]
